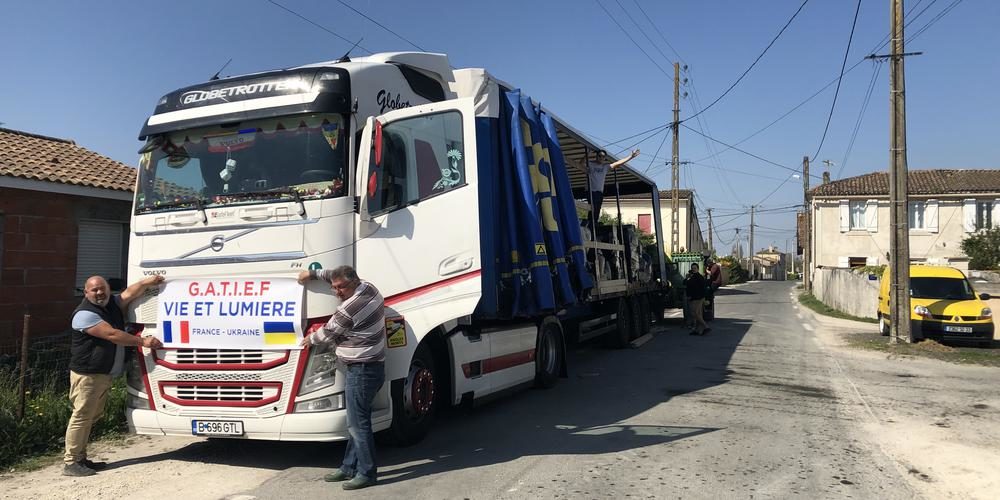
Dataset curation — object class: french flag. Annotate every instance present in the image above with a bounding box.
[162,320,190,344]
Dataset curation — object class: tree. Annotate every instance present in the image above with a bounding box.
[961,227,1000,270]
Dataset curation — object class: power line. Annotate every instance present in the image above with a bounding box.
[604,123,671,148]
[683,0,812,123]
[335,0,426,51]
[267,0,370,52]
[910,0,964,41]
[613,0,677,66]
[838,60,884,178]
[630,0,686,64]
[595,0,672,78]
[811,0,863,161]
[681,124,820,179]
[643,128,670,174]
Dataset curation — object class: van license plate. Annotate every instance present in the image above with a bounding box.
[192,420,244,436]
[944,326,973,333]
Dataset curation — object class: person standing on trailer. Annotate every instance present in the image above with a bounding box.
[585,148,640,230]
[299,265,386,491]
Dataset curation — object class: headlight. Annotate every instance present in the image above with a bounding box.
[294,393,345,413]
[983,308,993,319]
[914,305,932,318]
[299,344,337,395]
[126,355,145,393]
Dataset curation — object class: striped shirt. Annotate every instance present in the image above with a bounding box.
[309,277,386,363]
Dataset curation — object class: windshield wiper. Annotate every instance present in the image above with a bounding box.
[216,187,306,217]
[140,197,207,223]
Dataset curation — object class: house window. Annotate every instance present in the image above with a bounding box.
[976,201,993,230]
[637,214,652,234]
[76,220,127,292]
[849,201,866,230]
[909,201,926,229]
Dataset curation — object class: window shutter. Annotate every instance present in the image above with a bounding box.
[963,199,976,232]
[866,256,879,266]
[993,199,1000,229]
[837,256,850,268]
[839,200,850,232]
[865,199,878,232]
[75,220,125,290]
[926,200,938,233]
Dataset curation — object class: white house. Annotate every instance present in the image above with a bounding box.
[808,169,1000,272]
[613,189,706,255]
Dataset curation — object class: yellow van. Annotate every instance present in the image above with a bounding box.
[878,265,994,344]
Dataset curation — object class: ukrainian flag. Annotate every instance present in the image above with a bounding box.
[262,321,297,345]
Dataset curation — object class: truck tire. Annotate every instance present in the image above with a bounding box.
[638,295,651,336]
[606,298,633,349]
[628,297,642,341]
[535,320,563,389]
[386,343,436,446]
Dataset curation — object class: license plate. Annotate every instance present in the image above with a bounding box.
[944,325,973,333]
[192,420,244,436]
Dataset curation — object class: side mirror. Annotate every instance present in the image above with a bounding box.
[981,293,992,300]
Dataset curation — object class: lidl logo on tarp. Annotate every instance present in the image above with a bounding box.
[157,278,304,350]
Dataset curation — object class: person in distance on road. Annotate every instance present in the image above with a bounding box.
[684,263,711,336]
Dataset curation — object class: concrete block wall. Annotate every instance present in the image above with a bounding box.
[812,267,880,320]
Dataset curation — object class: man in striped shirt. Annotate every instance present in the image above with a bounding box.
[298,265,385,490]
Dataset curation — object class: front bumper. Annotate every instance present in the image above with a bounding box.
[912,320,994,343]
[127,407,350,442]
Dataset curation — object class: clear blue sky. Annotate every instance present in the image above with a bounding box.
[2,0,996,254]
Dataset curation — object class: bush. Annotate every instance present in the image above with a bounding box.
[0,369,127,469]
[726,262,749,284]
[961,227,1000,270]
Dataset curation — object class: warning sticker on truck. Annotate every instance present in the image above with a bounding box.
[386,316,406,348]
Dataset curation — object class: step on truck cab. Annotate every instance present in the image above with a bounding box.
[125,52,671,445]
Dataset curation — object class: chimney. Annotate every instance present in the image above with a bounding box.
[822,171,831,184]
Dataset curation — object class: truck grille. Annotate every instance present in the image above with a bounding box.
[159,381,282,407]
[155,349,289,370]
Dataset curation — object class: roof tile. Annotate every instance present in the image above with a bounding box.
[0,127,136,193]
[811,169,1000,197]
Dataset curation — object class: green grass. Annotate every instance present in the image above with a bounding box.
[798,292,878,324]
[845,332,1000,367]
[0,370,128,470]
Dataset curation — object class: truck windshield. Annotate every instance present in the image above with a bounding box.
[909,277,975,300]
[136,113,347,213]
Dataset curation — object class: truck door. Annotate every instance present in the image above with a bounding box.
[355,98,481,304]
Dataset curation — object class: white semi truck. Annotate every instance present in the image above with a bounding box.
[125,52,672,444]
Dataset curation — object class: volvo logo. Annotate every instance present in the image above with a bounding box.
[210,235,226,252]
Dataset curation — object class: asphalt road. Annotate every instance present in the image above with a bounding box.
[212,281,915,499]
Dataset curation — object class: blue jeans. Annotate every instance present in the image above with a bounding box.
[341,361,385,480]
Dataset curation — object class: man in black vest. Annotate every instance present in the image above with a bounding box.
[63,275,164,477]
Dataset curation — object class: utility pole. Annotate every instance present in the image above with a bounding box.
[802,156,811,292]
[888,0,913,343]
[671,62,681,254]
[749,205,756,280]
[734,227,741,259]
[707,208,714,255]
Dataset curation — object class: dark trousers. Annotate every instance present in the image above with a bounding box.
[588,191,605,232]
[341,361,385,480]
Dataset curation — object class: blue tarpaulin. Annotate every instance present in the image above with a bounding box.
[495,89,592,317]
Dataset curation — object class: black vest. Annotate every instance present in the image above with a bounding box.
[69,296,125,374]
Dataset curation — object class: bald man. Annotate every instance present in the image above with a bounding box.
[63,275,164,477]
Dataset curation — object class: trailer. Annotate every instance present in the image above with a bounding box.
[125,52,673,445]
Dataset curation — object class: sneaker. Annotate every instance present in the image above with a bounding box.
[62,462,96,477]
[324,470,353,482]
[81,459,107,471]
[342,475,376,490]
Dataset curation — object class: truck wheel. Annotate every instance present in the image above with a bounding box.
[878,314,889,336]
[638,295,651,336]
[386,343,436,446]
[534,321,563,389]
[628,297,642,341]
[606,298,632,349]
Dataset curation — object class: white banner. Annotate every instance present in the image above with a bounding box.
[156,278,303,349]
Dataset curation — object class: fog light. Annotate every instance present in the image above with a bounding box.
[294,393,345,413]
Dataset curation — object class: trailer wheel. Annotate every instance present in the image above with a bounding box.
[638,295,651,336]
[534,320,563,389]
[606,298,632,349]
[386,343,436,446]
[627,297,642,341]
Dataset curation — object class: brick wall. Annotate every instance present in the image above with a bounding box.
[0,187,131,345]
